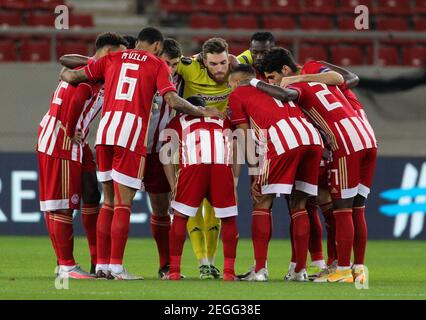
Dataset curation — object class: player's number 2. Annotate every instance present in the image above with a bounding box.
[115,63,139,101]
[309,82,343,112]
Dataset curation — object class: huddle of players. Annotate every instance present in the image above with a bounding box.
[37,27,376,283]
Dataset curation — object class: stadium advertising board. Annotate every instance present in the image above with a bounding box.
[0,153,425,239]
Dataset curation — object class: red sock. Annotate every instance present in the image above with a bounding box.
[45,212,59,262]
[321,202,337,266]
[289,213,296,263]
[221,216,239,275]
[307,203,323,261]
[53,212,75,266]
[334,208,354,267]
[252,209,271,272]
[151,213,171,269]
[291,209,310,273]
[169,212,188,274]
[82,204,99,265]
[96,204,114,265]
[353,206,367,265]
[110,205,131,265]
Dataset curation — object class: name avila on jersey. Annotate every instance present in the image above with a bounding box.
[120,52,148,62]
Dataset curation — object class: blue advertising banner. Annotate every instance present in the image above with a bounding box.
[0,153,425,239]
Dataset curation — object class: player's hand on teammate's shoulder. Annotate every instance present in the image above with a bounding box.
[200,106,226,119]
[70,130,83,145]
[280,76,300,88]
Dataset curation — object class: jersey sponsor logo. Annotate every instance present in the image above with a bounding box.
[201,93,230,103]
[380,162,426,239]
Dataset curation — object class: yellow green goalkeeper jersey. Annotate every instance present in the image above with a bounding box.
[177,56,231,112]
[237,49,253,65]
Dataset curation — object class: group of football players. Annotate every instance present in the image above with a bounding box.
[37,27,376,283]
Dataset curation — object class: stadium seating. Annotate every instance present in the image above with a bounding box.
[56,41,89,60]
[21,40,51,62]
[299,44,329,63]
[376,0,412,15]
[27,12,55,27]
[69,13,94,28]
[190,14,222,29]
[378,46,401,65]
[159,0,194,13]
[226,14,258,29]
[337,16,357,30]
[300,16,334,30]
[195,0,230,13]
[338,0,374,13]
[0,40,17,61]
[403,46,426,66]
[267,0,300,14]
[0,0,27,10]
[376,16,410,31]
[262,15,296,30]
[303,0,337,14]
[414,16,426,30]
[414,0,426,13]
[331,45,365,66]
[0,10,22,26]
[232,0,265,13]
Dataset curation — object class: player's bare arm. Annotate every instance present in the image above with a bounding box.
[60,67,89,85]
[279,71,344,88]
[249,79,299,102]
[319,60,360,89]
[59,54,90,69]
[163,91,224,118]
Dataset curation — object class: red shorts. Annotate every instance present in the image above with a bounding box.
[259,145,322,196]
[82,144,97,172]
[96,145,145,190]
[327,148,377,200]
[143,153,171,194]
[171,164,237,218]
[38,152,82,211]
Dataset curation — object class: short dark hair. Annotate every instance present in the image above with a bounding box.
[202,37,228,58]
[261,47,298,73]
[230,63,256,77]
[137,27,164,44]
[95,32,128,50]
[161,38,182,59]
[123,34,137,49]
[251,32,275,44]
[186,95,206,107]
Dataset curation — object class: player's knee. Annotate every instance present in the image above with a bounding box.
[333,198,354,209]
[149,193,170,216]
[82,188,101,205]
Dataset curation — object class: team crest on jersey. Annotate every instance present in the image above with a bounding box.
[71,194,80,205]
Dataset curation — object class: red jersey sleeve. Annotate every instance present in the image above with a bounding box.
[301,61,331,75]
[157,60,176,97]
[84,54,109,82]
[65,83,93,137]
[228,92,249,126]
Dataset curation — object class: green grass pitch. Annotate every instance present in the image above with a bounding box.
[0,236,425,300]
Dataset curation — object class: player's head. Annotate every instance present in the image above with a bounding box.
[202,37,230,84]
[261,47,298,85]
[186,95,206,108]
[228,64,256,91]
[250,32,275,71]
[160,38,182,76]
[95,32,128,57]
[123,34,137,49]
[136,27,164,56]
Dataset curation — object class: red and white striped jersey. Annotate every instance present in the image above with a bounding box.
[85,49,176,155]
[302,60,377,149]
[165,115,233,168]
[290,81,376,157]
[37,78,102,163]
[147,75,182,154]
[229,85,323,160]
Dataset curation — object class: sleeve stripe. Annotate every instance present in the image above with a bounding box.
[159,85,177,96]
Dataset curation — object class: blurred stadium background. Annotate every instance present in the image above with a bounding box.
[0,0,425,240]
